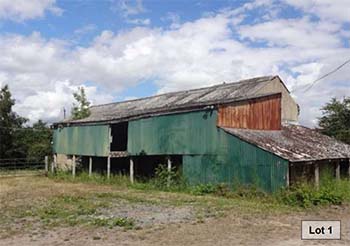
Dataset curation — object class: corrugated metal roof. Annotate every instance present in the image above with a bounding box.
[222,124,350,162]
[62,75,277,125]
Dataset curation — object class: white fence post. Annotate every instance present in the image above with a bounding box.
[107,156,111,179]
[72,155,76,178]
[130,157,134,184]
[167,156,172,188]
[45,156,48,173]
[89,157,92,177]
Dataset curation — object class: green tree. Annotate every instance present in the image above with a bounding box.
[71,87,91,120]
[16,120,52,160]
[318,97,350,144]
[0,85,27,158]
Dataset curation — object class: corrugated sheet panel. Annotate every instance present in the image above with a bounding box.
[183,128,288,192]
[217,94,281,130]
[53,125,110,156]
[127,110,220,155]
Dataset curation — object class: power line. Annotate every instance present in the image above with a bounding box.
[291,58,350,93]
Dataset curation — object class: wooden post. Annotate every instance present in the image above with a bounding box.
[52,154,57,173]
[167,156,172,187]
[107,156,111,179]
[348,159,350,179]
[72,155,76,178]
[89,157,92,177]
[314,162,319,189]
[45,156,48,173]
[335,161,340,180]
[130,157,134,184]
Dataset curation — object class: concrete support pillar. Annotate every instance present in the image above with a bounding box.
[314,162,319,189]
[335,161,340,180]
[167,156,172,187]
[72,155,76,178]
[89,157,92,177]
[130,157,134,184]
[107,156,111,179]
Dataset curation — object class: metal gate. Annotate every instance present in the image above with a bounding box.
[0,157,48,177]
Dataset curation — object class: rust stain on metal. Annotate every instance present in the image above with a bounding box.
[217,94,281,130]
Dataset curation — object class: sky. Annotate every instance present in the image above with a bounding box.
[0,0,349,127]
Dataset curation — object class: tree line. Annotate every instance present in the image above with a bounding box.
[0,85,90,160]
[0,84,349,160]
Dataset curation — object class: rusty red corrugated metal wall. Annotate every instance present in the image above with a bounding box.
[217,94,281,130]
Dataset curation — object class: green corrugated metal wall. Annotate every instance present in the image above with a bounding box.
[53,110,288,191]
[128,110,288,192]
[128,110,219,155]
[53,125,110,156]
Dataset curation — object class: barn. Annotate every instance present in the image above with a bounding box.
[52,75,350,192]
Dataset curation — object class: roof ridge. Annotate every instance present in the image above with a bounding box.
[91,75,276,108]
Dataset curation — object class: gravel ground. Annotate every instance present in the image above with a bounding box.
[97,201,196,227]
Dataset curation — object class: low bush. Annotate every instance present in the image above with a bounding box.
[152,164,184,190]
[190,184,217,195]
[277,179,350,208]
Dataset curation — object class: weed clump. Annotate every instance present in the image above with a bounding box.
[190,184,217,195]
[152,164,184,190]
[277,179,350,208]
[91,217,134,229]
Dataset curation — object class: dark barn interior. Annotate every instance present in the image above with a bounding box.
[289,159,349,185]
[82,154,182,179]
[110,122,128,151]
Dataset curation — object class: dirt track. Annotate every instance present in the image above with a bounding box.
[1,176,349,246]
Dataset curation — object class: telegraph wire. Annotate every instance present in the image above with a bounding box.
[291,57,350,93]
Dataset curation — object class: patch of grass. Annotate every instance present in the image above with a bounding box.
[50,171,131,187]
[27,194,135,228]
[34,195,99,226]
[48,172,284,213]
[90,217,134,229]
[49,170,350,210]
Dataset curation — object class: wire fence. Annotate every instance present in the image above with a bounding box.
[0,157,48,177]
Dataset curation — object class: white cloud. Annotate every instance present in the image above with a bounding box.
[239,17,341,48]
[112,0,146,16]
[74,24,97,36]
[13,81,114,123]
[126,18,150,25]
[1,0,350,127]
[161,12,181,29]
[112,0,149,26]
[0,33,114,123]
[285,0,350,23]
[0,0,62,21]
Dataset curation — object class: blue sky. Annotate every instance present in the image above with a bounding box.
[0,0,349,126]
